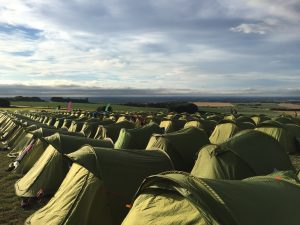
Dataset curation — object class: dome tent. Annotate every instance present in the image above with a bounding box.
[255,120,299,154]
[13,128,84,174]
[94,120,135,142]
[80,119,114,138]
[184,119,217,136]
[159,119,186,133]
[114,123,164,150]
[122,171,300,225]
[191,130,293,180]
[25,146,174,225]
[15,133,113,198]
[146,127,209,172]
[251,114,270,125]
[209,120,240,144]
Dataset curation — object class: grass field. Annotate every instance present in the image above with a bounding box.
[5,101,167,113]
[0,151,41,225]
[198,102,282,117]
[0,101,292,118]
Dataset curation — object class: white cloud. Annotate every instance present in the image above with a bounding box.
[230,22,274,35]
[0,0,299,96]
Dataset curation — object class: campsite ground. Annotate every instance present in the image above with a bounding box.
[1,101,300,224]
[0,151,41,225]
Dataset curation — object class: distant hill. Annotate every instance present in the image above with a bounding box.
[6,96,45,102]
[50,97,90,103]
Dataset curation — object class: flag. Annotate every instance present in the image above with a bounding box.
[105,103,111,112]
[67,101,72,112]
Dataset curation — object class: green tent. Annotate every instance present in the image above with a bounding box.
[255,120,299,153]
[235,116,256,130]
[184,119,217,136]
[192,130,293,180]
[114,123,163,150]
[15,133,114,197]
[122,170,300,225]
[285,124,300,146]
[25,145,173,225]
[7,128,34,158]
[1,122,23,150]
[209,120,240,144]
[159,119,186,133]
[205,114,223,122]
[235,116,255,124]
[94,120,135,142]
[80,119,114,138]
[251,114,270,125]
[146,127,209,172]
[0,119,20,142]
[61,119,73,129]
[12,127,84,174]
[68,120,85,133]
[53,117,64,128]
[273,116,294,124]
[13,127,60,174]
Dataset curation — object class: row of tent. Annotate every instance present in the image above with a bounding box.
[0,110,300,224]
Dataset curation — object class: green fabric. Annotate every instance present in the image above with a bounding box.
[251,115,270,125]
[235,116,255,125]
[123,171,300,225]
[209,122,240,144]
[4,126,24,147]
[14,129,84,174]
[25,146,173,224]
[114,123,163,150]
[192,130,293,179]
[30,128,56,138]
[7,132,33,157]
[255,120,297,153]
[184,120,217,136]
[15,145,69,197]
[146,127,209,172]
[159,120,186,133]
[273,117,293,124]
[15,138,48,174]
[67,146,173,224]
[94,120,135,142]
[44,133,114,154]
[25,163,106,225]
[68,121,85,132]
[80,120,114,138]
[14,135,114,197]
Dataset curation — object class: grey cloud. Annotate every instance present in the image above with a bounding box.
[0,0,300,95]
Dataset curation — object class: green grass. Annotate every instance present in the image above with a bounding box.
[0,151,39,225]
[1,101,286,117]
[6,101,166,113]
[199,102,282,117]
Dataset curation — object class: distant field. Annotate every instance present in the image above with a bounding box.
[198,102,282,117]
[278,103,300,109]
[5,101,167,113]
[0,101,294,118]
[193,102,234,107]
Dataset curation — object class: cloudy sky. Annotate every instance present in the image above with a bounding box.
[0,0,299,96]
